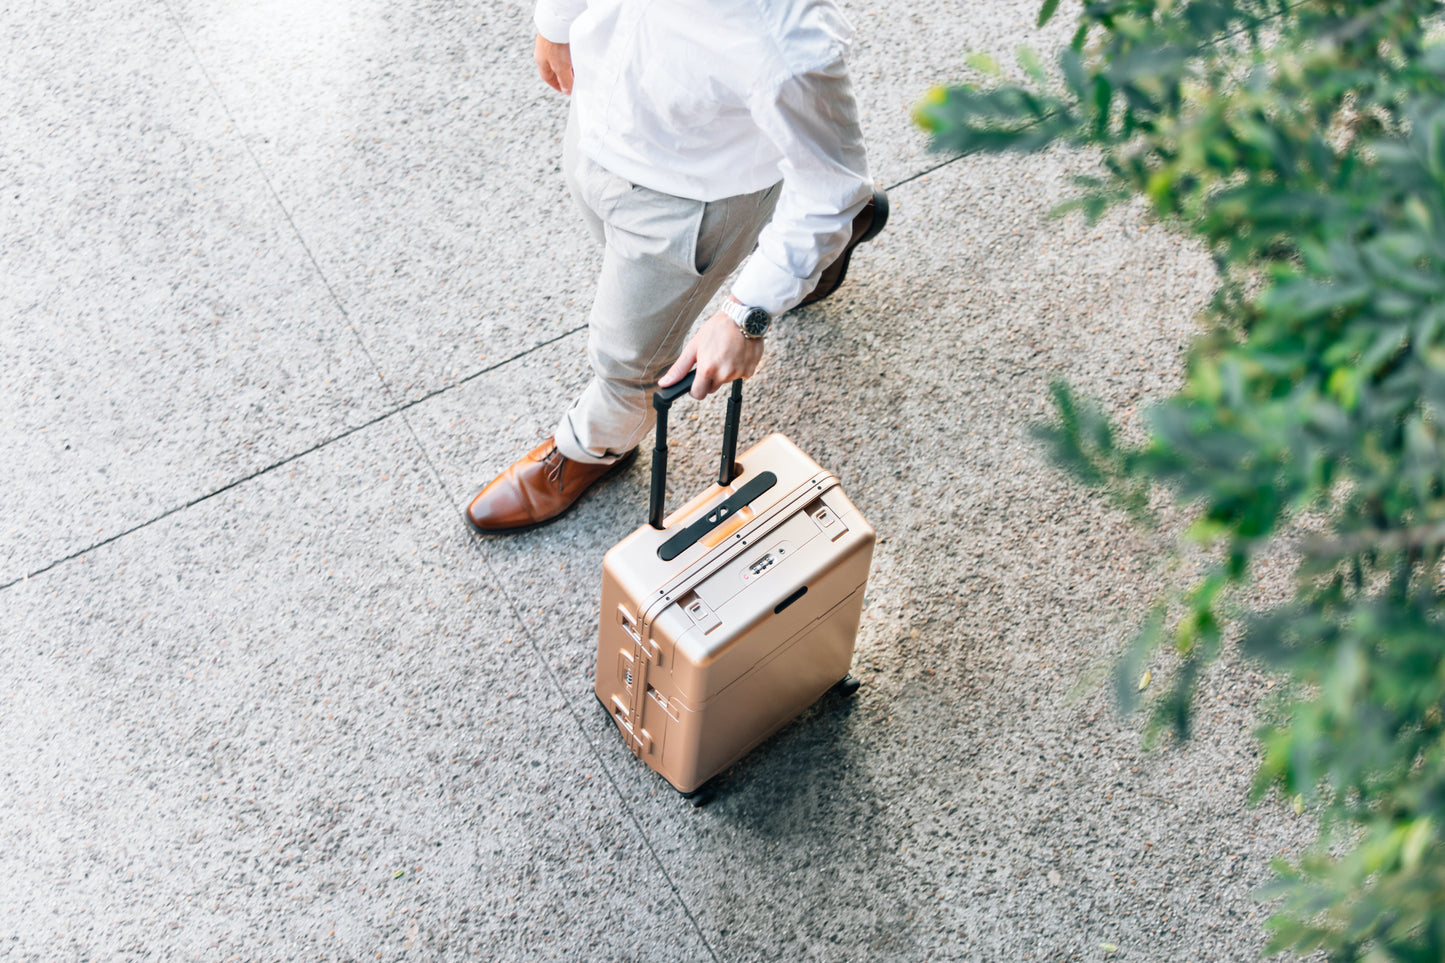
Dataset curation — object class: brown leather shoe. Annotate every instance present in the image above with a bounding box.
[800,187,890,306]
[465,438,636,534]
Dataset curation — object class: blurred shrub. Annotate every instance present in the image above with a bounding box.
[917,0,1445,957]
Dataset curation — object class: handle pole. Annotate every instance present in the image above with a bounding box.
[649,372,694,530]
[718,379,743,486]
[648,371,745,530]
[648,435,668,531]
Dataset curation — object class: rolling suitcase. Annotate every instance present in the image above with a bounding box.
[595,372,875,795]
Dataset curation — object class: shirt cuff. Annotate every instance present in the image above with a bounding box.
[730,256,813,319]
[533,2,575,43]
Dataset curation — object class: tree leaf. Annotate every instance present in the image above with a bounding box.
[966,52,1003,77]
[1018,46,1048,85]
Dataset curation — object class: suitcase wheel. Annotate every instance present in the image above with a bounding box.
[831,674,861,698]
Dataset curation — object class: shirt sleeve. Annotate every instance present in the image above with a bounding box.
[534,0,587,43]
[730,56,873,318]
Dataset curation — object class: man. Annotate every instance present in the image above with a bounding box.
[466,0,886,533]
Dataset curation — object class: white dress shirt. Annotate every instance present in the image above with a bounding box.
[534,0,874,317]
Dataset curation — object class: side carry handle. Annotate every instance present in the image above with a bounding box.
[649,372,744,530]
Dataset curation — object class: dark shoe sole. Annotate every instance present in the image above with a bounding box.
[465,447,639,536]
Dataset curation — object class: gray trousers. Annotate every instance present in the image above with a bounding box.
[554,112,781,465]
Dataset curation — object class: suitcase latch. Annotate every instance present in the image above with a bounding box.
[617,604,641,641]
[682,595,722,634]
[810,502,848,541]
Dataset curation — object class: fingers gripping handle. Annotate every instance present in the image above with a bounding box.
[649,373,744,530]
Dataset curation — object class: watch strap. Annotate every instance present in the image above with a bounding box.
[721,299,770,339]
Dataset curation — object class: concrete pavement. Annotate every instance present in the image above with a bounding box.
[3,1,1313,959]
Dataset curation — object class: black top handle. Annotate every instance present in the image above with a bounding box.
[649,372,745,530]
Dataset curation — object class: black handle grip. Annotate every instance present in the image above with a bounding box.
[648,371,744,531]
[653,370,697,409]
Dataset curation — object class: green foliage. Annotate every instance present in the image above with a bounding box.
[919,0,1445,958]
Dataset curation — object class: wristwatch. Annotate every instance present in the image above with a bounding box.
[721,298,772,340]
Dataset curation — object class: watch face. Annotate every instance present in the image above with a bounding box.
[743,307,770,337]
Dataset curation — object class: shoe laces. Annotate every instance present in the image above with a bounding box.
[542,444,566,489]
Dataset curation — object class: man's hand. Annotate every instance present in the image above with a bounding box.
[659,309,766,400]
[534,35,574,94]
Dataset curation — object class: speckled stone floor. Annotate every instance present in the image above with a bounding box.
[2,1,1311,960]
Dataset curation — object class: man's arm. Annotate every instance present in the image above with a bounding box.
[534,0,585,93]
[534,35,573,94]
[660,57,872,400]
[732,57,872,316]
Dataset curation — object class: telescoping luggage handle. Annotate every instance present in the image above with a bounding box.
[649,372,777,558]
